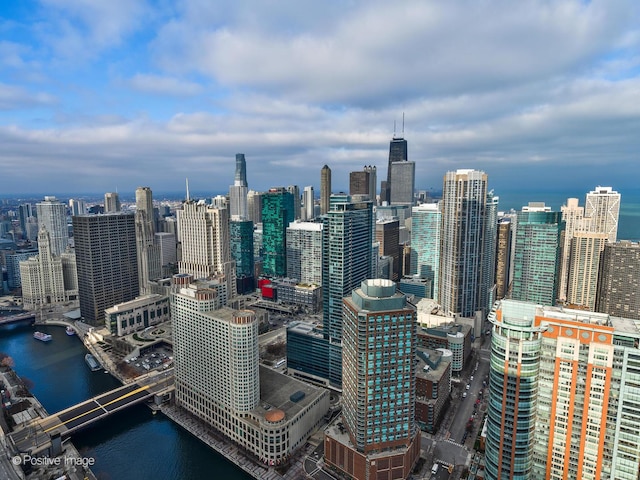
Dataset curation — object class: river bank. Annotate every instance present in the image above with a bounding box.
[0,364,99,480]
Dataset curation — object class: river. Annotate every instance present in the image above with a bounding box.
[0,320,253,480]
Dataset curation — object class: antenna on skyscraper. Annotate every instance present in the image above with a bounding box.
[185,178,190,202]
[393,119,397,138]
[402,112,405,137]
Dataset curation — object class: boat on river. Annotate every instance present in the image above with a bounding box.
[33,331,52,342]
[66,326,76,336]
[85,353,102,371]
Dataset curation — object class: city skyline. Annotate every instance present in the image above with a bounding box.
[1,1,639,195]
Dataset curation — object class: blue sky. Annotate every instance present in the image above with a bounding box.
[1,0,639,197]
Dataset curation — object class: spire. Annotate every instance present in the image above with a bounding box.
[186,178,190,202]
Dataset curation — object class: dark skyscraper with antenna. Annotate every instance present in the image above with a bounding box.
[383,117,408,204]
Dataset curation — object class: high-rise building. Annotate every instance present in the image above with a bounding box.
[36,196,69,256]
[104,192,121,213]
[322,194,374,383]
[320,165,331,215]
[584,186,620,242]
[365,165,377,204]
[349,170,370,197]
[375,218,400,281]
[479,191,499,316]
[439,169,487,317]
[559,197,585,302]
[411,206,443,288]
[384,136,408,204]
[286,221,323,285]
[261,188,294,277]
[73,213,139,324]
[155,232,177,266]
[485,299,640,480]
[246,190,263,225]
[135,187,162,294]
[173,279,329,466]
[287,185,301,221]
[302,186,314,221]
[596,241,640,319]
[510,203,564,306]
[389,161,415,206]
[18,203,34,236]
[229,153,249,220]
[20,228,77,310]
[230,219,254,294]
[494,218,512,300]
[325,279,421,480]
[566,232,607,310]
[177,199,235,303]
[286,195,374,388]
[5,248,38,289]
[69,198,87,217]
[323,194,374,342]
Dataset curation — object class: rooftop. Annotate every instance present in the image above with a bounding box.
[257,365,326,423]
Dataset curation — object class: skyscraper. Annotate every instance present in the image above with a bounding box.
[365,165,377,204]
[349,170,370,197]
[230,219,254,294]
[69,198,87,217]
[104,192,121,213]
[246,190,263,225]
[19,228,77,310]
[494,218,512,300]
[485,299,640,480]
[410,203,441,300]
[302,186,314,221]
[479,191,499,316]
[596,240,640,319]
[287,185,301,220]
[584,186,620,242]
[510,203,564,306]
[323,194,374,342]
[18,203,34,235]
[439,169,487,317]
[322,194,374,384]
[73,213,139,324]
[389,160,415,206]
[229,153,249,220]
[135,186,161,294]
[177,199,235,303]
[286,222,323,285]
[173,279,329,466]
[325,279,420,480]
[566,232,607,310]
[320,165,331,215]
[385,133,408,205]
[36,196,69,256]
[261,188,295,277]
[375,218,400,281]
[559,197,585,302]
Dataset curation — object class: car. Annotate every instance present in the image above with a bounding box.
[462,392,467,398]
[466,384,470,390]
[470,375,474,381]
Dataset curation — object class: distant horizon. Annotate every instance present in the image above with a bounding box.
[1,1,639,197]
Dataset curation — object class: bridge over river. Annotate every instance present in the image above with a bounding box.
[8,368,174,456]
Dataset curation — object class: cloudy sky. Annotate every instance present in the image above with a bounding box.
[1,0,639,199]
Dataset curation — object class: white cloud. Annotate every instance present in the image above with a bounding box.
[151,0,639,105]
[128,74,204,96]
[0,83,56,110]
[36,0,151,60]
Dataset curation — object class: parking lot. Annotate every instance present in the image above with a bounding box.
[125,346,173,376]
